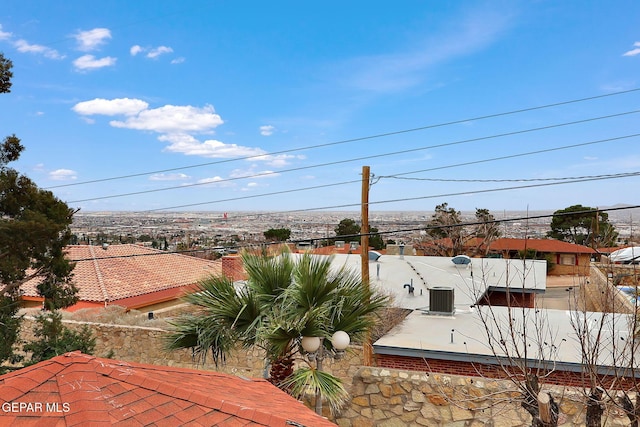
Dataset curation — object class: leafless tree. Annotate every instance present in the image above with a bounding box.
[470,264,561,427]
[569,261,640,427]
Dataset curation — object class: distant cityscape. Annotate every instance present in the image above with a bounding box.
[70,206,640,252]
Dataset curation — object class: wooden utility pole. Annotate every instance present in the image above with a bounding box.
[361,166,372,366]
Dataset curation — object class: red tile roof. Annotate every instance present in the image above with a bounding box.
[488,238,596,254]
[0,352,336,426]
[21,245,221,310]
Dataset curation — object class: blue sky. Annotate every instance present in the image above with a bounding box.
[1,1,639,213]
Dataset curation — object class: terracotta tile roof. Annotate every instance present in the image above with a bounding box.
[488,238,597,254]
[0,352,336,426]
[21,245,221,309]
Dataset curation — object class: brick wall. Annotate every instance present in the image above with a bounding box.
[221,255,247,281]
[376,353,634,389]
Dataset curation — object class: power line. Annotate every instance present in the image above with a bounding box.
[67,204,640,262]
[133,179,362,212]
[145,169,640,222]
[66,111,640,204]
[383,171,640,183]
[369,171,640,209]
[47,87,640,190]
[380,133,640,179]
[120,133,640,213]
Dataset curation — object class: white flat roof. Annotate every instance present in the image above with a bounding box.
[328,254,547,310]
[374,307,637,373]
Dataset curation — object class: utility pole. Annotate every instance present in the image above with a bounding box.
[361,165,372,366]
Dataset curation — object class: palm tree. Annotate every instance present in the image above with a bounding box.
[166,248,388,414]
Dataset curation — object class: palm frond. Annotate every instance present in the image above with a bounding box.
[291,254,341,310]
[281,367,349,415]
[164,314,234,366]
[328,275,390,341]
[243,249,294,302]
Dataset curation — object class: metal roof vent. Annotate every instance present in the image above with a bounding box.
[429,287,455,315]
[451,255,471,265]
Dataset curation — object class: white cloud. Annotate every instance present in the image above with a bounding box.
[14,39,64,59]
[171,57,185,64]
[147,46,173,59]
[195,176,234,187]
[73,54,117,71]
[249,153,301,167]
[149,173,190,181]
[74,28,111,51]
[0,25,12,40]
[160,134,265,158]
[259,125,275,136]
[71,98,301,167]
[49,169,77,181]
[337,7,512,93]
[623,42,640,57]
[73,98,149,116]
[130,45,143,56]
[130,45,176,59]
[111,105,223,133]
[229,167,279,179]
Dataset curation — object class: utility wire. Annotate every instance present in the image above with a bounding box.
[47,87,640,190]
[122,133,640,213]
[384,172,640,183]
[380,134,640,179]
[146,169,640,220]
[66,111,640,204]
[68,204,640,262]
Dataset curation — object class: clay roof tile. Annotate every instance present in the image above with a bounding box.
[0,352,336,426]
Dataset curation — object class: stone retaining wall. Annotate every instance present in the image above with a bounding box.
[334,366,631,427]
[17,317,635,426]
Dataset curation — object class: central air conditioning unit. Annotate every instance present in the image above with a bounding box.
[429,287,455,315]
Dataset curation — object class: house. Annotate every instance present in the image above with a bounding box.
[21,244,221,312]
[0,352,336,426]
[487,238,597,275]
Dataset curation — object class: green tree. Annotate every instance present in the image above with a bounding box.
[0,53,12,93]
[334,218,360,242]
[23,311,96,364]
[0,53,77,371]
[470,208,501,256]
[548,204,618,248]
[166,249,388,413]
[263,228,291,242]
[369,226,385,250]
[422,203,464,256]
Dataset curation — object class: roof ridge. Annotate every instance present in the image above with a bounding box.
[89,244,110,304]
[55,353,111,424]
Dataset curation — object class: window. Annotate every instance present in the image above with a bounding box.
[559,254,576,265]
